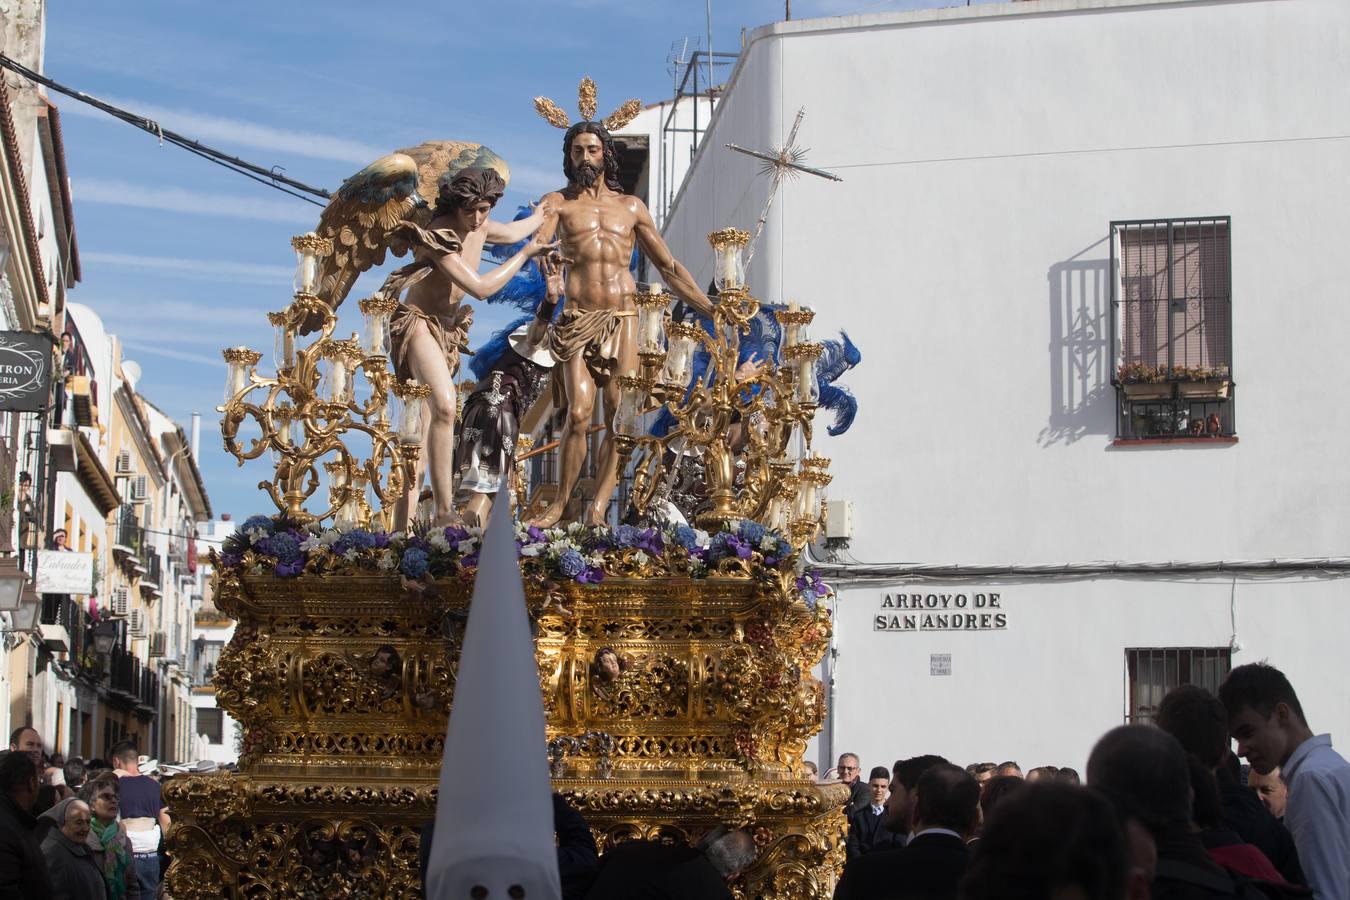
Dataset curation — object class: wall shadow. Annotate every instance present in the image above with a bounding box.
[1039,245,1113,447]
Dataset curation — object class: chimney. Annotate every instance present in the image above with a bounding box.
[191,412,201,462]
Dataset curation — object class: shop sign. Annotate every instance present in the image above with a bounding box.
[0,332,50,413]
[35,550,94,595]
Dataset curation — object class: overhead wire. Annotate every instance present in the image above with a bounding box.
[0,53,330,207]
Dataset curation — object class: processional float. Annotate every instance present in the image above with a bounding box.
[164,99,851,899]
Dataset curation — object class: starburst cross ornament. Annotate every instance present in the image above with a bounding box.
[726,107,842,267]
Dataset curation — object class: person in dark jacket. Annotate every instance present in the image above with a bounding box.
[847,767,903,860]
[583,826,756,900]
[1156,685,1304,885]
[838,753,871,815]
[419,792,598,899]
[834,764,978,900]
[0,749,56,899]
[39,798,107,899]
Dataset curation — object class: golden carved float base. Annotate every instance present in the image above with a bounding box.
[165,560,843,897]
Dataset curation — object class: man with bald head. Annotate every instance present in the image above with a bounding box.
[1248,767,1288,820]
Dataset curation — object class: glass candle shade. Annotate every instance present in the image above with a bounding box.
[359,296,396,358]
[635,290,667,356]
[291,233,331,296]
[708,228,750,293]
[613,376,648,438]
[775,303,813,351]
[795,474,819,523]
[661,325,699,387]
[268,312,295,370]
[322,355,349,404]
[222,347,261,403]
[785,343,823,405]
[395,381,430,444]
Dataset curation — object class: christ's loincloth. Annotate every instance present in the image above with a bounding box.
[547,307,636,406]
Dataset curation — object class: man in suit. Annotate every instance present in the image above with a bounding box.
[583,826,756,900]
[834,763,979,900]
[881,755,950,845]
[848,766,902,860]
[839,752,871,814]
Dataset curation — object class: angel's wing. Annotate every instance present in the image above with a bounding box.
[302,153,420,334]
[301,141,511,334]
[393,140,512,227]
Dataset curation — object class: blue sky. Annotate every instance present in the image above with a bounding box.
[46,0,986,520]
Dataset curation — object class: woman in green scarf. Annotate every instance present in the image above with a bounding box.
[77,773,141,900]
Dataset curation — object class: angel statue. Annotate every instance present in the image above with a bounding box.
[305,142,557,527]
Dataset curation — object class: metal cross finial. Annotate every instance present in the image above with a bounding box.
[726,107,842,266]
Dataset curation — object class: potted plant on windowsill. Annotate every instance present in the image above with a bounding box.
[1173,365,1231,399]
[1118,363,1173,400]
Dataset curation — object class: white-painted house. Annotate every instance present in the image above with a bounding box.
[658,0,1350,774]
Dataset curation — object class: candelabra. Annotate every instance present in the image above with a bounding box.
[218,233,430,529]
[615,228,832,547]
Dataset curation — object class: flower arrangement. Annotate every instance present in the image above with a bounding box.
[218,514,827,604]
[1117,362,1230,384]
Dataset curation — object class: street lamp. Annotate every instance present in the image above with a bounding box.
[6,602,40,633]
[0,570,27,611]
[93,620,119,655]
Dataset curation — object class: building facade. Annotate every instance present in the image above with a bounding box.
[188,517,239,765]
[659,0,1350,773]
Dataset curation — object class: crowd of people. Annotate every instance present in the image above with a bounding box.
[0,734,170,898]
[828,661,1348,899]
[2,661,1346,899]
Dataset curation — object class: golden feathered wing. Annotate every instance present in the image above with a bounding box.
[301,141,512,335]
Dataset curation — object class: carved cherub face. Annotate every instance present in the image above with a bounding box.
[595,649,621,681]
[371,646,401,679]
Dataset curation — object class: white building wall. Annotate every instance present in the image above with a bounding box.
[661,0,1350,770]
[615,94,717,230]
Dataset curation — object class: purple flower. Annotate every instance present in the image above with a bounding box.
[726,533,752,560]
[458,552,479,570]
[634,528,664,554]
[444,526,471,545]
[615,525,642,548]
[274,560,305,578]
[371,531,392,549]
[558,549,586,579]
[258,532,302,563]
[526,525,547,543]
[400,548,429,579]
[577,565,605,584]
[220,552,242,568]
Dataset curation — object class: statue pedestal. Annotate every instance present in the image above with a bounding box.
[165,563,845,897]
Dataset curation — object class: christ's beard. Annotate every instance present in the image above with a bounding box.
[572,163,602,189]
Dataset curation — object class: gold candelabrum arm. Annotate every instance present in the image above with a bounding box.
[219,232,430,530]
[618,231,833,548]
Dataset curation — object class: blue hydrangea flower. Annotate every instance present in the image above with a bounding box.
[241,515,275,536]
[400,548,430,579]
[558,549,586,579]
[737,520,767,546]
[333,529,378,557]
[258,532,301,563]
[673,525,700,551]
[614,524,643,548]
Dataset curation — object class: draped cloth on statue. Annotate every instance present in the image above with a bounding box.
[380,225,472,384]
[547,307,635,403]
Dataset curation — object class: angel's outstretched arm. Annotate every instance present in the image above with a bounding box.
[429,236,557,300]
[483,196,558,246]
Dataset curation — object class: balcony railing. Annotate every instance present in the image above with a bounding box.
[108,644,160,712]
[141,553,163,598]
[113,506,145,560]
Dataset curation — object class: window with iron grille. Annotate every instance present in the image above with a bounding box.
[196,707,224,744]
[1125,647,1232,724]
[1111,218,1234,440]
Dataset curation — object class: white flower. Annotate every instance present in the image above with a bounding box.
[520,544,545,558]
[248,563,266,575]
[632,550,650,567]
[566,521,587,537]
[545,527,568,542]
[245,526,268,543]
[588,553,605,567]
[319,531,341,547]
[342,548,359,561]
[466,526,483,539]
[377,550,398,571]
[760,534,778,552]
[299,535,324,553]
[428,531,450,551]
[455,540,477,554]
[689,558,707,576]
[694,529,711,548]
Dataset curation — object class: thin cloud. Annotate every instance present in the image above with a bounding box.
[82,252,292,285]
[60,96,384,166]
[73,178,315,224]
[120,341,228,368]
